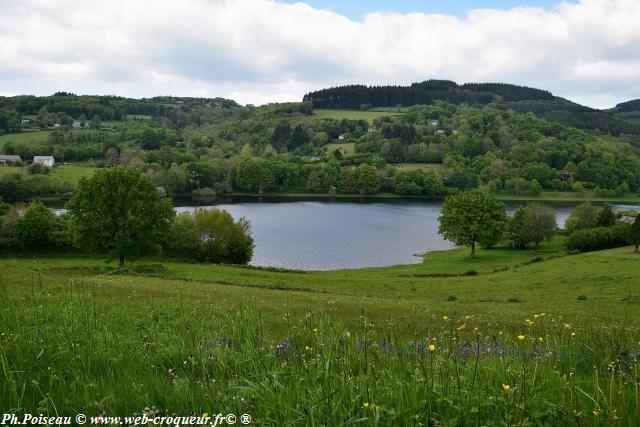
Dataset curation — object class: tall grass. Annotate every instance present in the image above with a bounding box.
[1,276,638,425]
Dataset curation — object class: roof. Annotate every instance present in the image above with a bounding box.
[0,155,22,161]
[33,156,54,161]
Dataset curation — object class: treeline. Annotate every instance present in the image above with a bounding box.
[303,80,553,109]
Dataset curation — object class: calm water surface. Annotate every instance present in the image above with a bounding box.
[173,200,635,271]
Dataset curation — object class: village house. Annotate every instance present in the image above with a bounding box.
[33,156,55,167]
[0,155,22,166]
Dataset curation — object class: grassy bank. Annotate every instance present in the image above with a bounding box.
[1,240,639,424]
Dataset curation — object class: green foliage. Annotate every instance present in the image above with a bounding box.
[596,202,616,227]
[438,189,507,256]
[12,201,64,251]
[520,204,556,250]
[565,202,600,233]
[0,197,8,216]
[394,169,445,196]
[66,167,175,266]
[165,212,204,260]
[194,208,254,264]
[565,223,631,252]
[355,164,380,196]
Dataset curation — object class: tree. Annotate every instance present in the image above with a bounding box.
[13,201,58,251]
[438,189,507,256]
[0,197,8,216]
[596,203,616,227]
[355,164,380,197]
[520,203,556,250]
[565,202,599,233]
[67,167,175,267]
[194,208,254,264]
[165,212,203,260]
[506,206,527,248]
[629,214,640,252]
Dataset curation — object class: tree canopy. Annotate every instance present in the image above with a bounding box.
[438,189,507,256]
[66,167,175,267]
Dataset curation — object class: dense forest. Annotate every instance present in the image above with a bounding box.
[1,84,640,203]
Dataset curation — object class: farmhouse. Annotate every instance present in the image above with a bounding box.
[0,155,22,166]
[33,156,55,167]
[617,215,638,225]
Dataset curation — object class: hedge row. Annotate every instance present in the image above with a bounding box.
[565,223,631,252]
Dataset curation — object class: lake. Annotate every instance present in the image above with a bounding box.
[172,199,637,271]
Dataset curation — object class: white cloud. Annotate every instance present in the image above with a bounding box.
[0,0,639,108]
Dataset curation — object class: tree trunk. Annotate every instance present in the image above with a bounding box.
[636,244,639,252]
[534,240,539,251]
[471,241,476,257]
[119,251,125,268]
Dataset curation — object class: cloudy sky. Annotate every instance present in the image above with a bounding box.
[0,0,639,108]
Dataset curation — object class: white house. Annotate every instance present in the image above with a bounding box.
[0,155,22,166]
[33,156,55,167]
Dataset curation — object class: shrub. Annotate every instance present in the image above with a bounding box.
[565,223,631,252]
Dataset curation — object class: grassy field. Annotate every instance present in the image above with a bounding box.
[395,162,445,172]
[313,109,401,123]
[495,191,640,203]
[325,142,356,156]
[0,130,51,150]
[48,164,98,185]
[1,236,639,424]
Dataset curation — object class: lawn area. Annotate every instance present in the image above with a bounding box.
[1,242,639,423]
[0,130,50,149]
[0,166,25,177]
[313,108,401,123]
[495,190,640,203]
[126,114,152,120]
[325,142,355,156]
[49,164,98,184]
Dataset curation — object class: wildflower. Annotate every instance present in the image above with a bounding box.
[571,332,576,337]
[362,402,370,409]
[538,337,543,342]
[564,323,572,329]
[313,328,318,333]
[517,335,526,341]
[592,410,600,417]
[502,384,510,392]
[428,344,436,352]
[498,331,503,336]
[202,413,209,418]
[305,346,312,351]
[442,316,448,320]
[457,324,465,331]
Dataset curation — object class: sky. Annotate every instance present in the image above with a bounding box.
[0,0,639,108]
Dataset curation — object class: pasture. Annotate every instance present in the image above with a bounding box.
[0,239,639,424]
[313,109,401,123]
[325,142,356,156]
[0,130,51,150]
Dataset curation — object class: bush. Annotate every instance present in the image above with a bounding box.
[565,223,631,252]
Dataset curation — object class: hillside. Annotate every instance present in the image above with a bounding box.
[1,244,639,422]
[304,80,640,136]
[1,90,640,204]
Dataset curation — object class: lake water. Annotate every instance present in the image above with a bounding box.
[173,200,637,271]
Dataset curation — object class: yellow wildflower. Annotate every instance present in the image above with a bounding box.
[517,335,526,341]
[592,410,600,417]
[362,402,370,409]
[457,324,466,331]
[313,328,318,333]
[428,344,436,352]
[442,316,448,320]
[202,413,209,418]
[502,384,510,392]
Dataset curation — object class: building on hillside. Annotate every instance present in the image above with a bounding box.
[21,119,31,125]
[33,156,55,167]
[0,155,22,166]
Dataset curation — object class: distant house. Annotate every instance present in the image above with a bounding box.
[428,119,439,126]
[367,126,376,133]
[33,156,55,167]
[338,134,345,140]
[21,119,31,125]
[52,123,61,129]
[435,130,446,135]
[72,120,82,129]
[617,215,638,225]
[0,155,22,166]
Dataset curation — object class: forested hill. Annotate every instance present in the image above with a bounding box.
[304,80,640,136]
[303,80,553,109]
[613,99,640,113]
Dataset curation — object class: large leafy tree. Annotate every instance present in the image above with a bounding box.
[194,208,254,264]
[438,189,507,256]
[67,167,175,267]
[520,203,556,250]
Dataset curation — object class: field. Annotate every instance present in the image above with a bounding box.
[1,237,639,424]
[325,142,356,156]
[313,109,401,123]
[0,130,51,150]
[48,164,98,185]
[395,162,445,173]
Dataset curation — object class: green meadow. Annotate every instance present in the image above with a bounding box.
[0,130,51,149]
[1,238,639,425]
[313,109,401,123]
